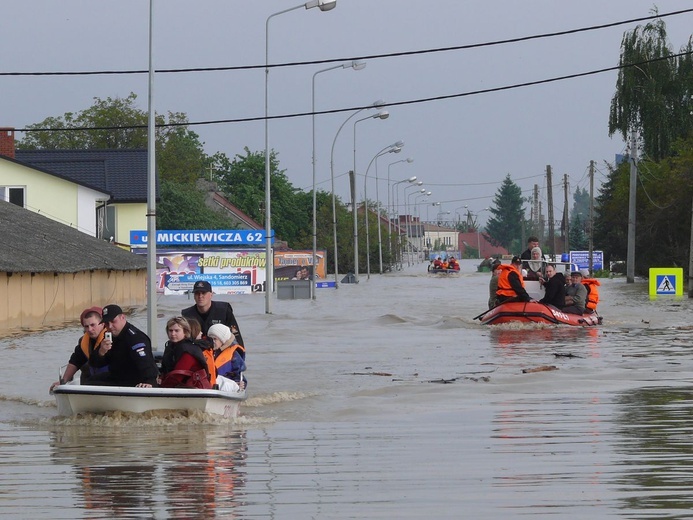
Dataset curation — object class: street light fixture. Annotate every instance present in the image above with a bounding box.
[264,0,336,314]
[311,60,366,298]
[374,141,406,274]
[391,175,417,269]
[405,184,425,266]
[329,102,386,287]
[387,158,414,255]
[474,208,490,259]
[362,142,404,279]
[414,191,431,260]
[353,112,390,282]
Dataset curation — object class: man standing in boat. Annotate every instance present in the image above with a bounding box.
[182,280,244,346]
[88,304,159,387]
[495,256,532,305]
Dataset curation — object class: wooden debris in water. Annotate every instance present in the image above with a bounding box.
[521,365,558,374]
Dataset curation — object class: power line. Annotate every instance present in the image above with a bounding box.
[16,50,693,133]
[2,9,690,77]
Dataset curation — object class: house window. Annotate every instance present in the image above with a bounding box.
[0,186,25,207]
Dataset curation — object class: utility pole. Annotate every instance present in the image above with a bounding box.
[563,173,570,254]
[627,130,637,283]
[588,160,595,275]
[689,195,693,297]
[546,165,555,255]
[533,184,539,230]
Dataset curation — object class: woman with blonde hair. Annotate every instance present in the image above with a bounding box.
[159,316,215,388]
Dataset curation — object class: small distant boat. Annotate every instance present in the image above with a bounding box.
[428,268,460,275]
[478,301,601,326]
[53,381,246,417]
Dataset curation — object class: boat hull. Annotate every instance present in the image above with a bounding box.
[53,383,245,418]
[428,268,460,275]
[480,301,601,326]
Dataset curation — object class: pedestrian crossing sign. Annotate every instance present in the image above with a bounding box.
[649,267,683,297]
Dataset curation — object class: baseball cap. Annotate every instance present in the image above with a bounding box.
[100,304,123,323]
[570,270,583,278]
[511,256,522,264]
[80,306,103,325]
[193,280,212,293]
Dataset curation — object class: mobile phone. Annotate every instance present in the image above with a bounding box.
[105,332,112,341]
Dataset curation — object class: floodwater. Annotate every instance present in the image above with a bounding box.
[2,259,693,519]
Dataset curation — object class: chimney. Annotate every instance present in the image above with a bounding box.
[0,128,15,159]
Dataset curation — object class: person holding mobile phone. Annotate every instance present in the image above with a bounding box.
[49,306,107,392]
[87,304,158,387]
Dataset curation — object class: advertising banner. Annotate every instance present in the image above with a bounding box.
[155,250,266,295]
[569,250,604,271]
[274,250,327,282]
[138,248,328,295]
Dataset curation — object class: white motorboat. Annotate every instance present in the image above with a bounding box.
[53,381,245,418]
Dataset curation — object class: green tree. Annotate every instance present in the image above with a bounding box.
[485,174,526,252]
[18,93,207,185]
[157,180,235,229]
[570,186,590,222]
[213,147,314,248]
[608,15,693,161]
[569,213,589,251]
[594,137,693,273]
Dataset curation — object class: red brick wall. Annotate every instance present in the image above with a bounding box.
[0,128,15,158]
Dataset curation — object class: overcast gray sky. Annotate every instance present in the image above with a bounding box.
[3,1,692,225]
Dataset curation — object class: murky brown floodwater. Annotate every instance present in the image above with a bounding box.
[1,259,692,519]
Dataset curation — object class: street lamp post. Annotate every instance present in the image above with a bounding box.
[353,115,391,282]
[391,176,416,269]
[329,103,386,287]
[264,0,337,314]
[387,158,414,258]
[373,144,404,275]
[414,191,431,262]
[405,185,425,266]
[363,142,404,279]
[472,207,490,259]
[311,60,366,298]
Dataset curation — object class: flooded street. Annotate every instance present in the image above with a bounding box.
[2,259,693,519]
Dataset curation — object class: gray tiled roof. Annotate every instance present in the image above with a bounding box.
[15,149,152,203]
[0,200,148,273]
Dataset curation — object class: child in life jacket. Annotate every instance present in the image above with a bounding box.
[207,324,246,392]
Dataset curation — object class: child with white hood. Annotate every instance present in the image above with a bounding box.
[207,323,247,392]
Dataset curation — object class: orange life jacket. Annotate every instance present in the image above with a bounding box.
[215,344,246,372]
[496,264,523,299]
[79,329,106,359]
[201,348,218,387]
[582,278,600,311]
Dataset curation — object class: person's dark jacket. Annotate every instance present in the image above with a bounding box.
[161,338,209,376]
[182,301,244,346]
[88,323,158,386]
[539,272,566,308]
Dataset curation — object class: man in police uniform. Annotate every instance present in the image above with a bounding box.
[88,304,159,387]
[182,280,244,346]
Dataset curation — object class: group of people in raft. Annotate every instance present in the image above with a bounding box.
[49,280,246,392]
[488,236,600,315]
[429,256,460,271]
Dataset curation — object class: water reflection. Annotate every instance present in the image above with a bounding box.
[49,416,247,519]
[615,386,693,517]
